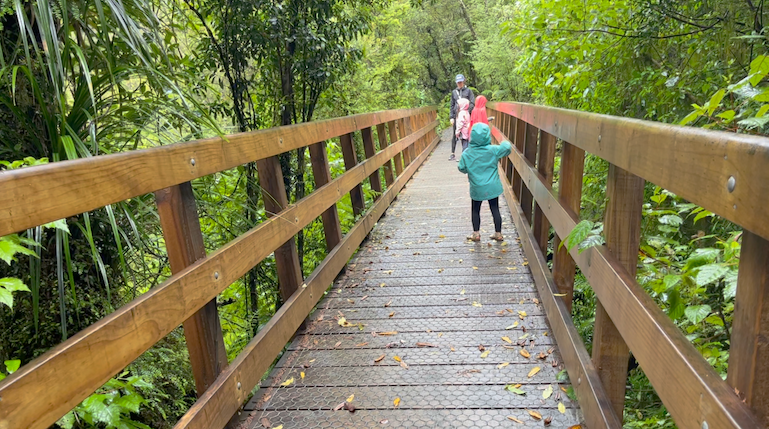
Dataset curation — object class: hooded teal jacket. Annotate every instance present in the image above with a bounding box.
[458,123,512,201]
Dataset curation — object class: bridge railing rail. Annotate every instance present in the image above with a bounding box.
[0,107,439,429]
[488,101,769,429]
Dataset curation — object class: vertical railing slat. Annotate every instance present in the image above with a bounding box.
[309,141,343,251]
[340,132,366,216]
[362,127,383,200]
[533,131,556,253]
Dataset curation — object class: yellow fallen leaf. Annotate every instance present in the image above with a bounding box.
[518,310,528,317]
[272,426,283,429]
[472,266,478,270]
[543,385,553,399]
[393,356,402,362]
[507,416,523,423]
[438,332,444,337]
[380,282,386,287]
[501,336,512,344]
[480,350,490,358]
[374,354,385,363]
[469,249,475,252]
[528,367,541,378]
[450,347,456,352]
[506,267,518,270]
[337,317,347,326]
[460,289,466,295]
[472,301,482,307]
[389,311,395,317]
[439,235,446,238]
[520,349,531,358]
[281,377,294,387]
[528,410,542,420]
[378,331,398,336]
[438,268,444,273]
[347,394,355,403]
[300,372,305,380]
[497,362,510,369]
[394,397,401,407]
[558,402,566,414]
[554,293,567,297]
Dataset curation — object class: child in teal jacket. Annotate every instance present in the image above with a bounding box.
[458,123,512,242]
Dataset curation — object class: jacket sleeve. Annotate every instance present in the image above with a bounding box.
[449,91,457,120]
[494,141,512,160]
[458,154,468,174]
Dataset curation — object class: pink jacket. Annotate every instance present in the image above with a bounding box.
[455,98,471,140]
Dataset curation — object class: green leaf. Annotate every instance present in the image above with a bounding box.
[0,278,30,292]
[663,275,681,291]
[667,288,685,320]
[679,110,700,126]
[57,411,76,429]
[695,264,729,286]
[749,55,769,86]
[43,219,70,233]
[723,270,738,300]
[0,288,13,309]
[562,220,593,252]
[685,305,712,325]
[505,384,526,395]
[113,393,144,413]
[693,210,714,224]
[706,89,726,115]
[578,234,604,253]
[685,248,719,270]
[756,104,769,118]
[738,116,769,130]
[716,110,736,122]
[4,359,20,373]
[705,315,724,327]
[0,239,37,265]
[658,214,683,226]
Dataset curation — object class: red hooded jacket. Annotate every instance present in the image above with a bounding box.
[469,95,488,131]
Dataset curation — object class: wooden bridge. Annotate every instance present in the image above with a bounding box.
[1,102,768,429]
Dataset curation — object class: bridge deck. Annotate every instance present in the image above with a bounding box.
[242,131,583,428]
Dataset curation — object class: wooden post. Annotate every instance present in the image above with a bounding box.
[362,127,383,199]
[256,156,304,301]
[339,132,366,216]
[552,142,585,312]
[309,141,343,251]
[593,163,644,420]
[155,182,227,396]
[727,231,769,426]
[520,123,538,224]
[398,118,412,167]
[512,118,526,201]
[388,121,403,176]
[376,123,395,187]
[532,131,556,253]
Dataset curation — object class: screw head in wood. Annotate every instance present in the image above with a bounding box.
[190,158,196,166]
[701,421,708,429]
[214,271,219,280]
[237,381,241,390]
[598,135,602,142]
[727,176,736,193]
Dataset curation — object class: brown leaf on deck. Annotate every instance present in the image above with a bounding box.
[544,416,552,425]
[374,354,385,363]
[528,410,542,420]
[260,417,271,428]
[416,342,437,348]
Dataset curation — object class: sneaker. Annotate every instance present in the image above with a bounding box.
[467,232,481,242]
[449,153,456,161]
[490,232,504,242]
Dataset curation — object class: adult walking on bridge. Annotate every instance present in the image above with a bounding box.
[449,74,475,161]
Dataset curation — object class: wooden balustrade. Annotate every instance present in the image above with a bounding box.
[488,101,769,429]
[0,107,439,429]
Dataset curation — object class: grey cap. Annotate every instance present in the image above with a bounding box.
[455,74,465,83]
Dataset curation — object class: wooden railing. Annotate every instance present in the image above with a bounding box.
[0,107,440,429]
[487,101,769,429]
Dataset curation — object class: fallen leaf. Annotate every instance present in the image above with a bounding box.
[472,266,478,270]
[438,332,444,337]
[506,267,517,270]
[505,384,525,395]
[528,410,542,420]
[480,350,490,358]
[469,248,475,252]
[558,402,566,414]
[439,235,446,238]
[380,419,389,425]
[568,425,582,429]
[281,377,294,387]
[544,416,552,425]
[478,345,486,351]
[300,372,305,380]
[334,341,342,348]
[356,342,369,347]
[374,354,385,363]
[379,282,386,287]
[472,301,483,307]
[384,300,392,307]
[507,416,524,423]
[394,397,401,407]
[538,352,547,360]
[533,298,540,305]
[438,268,444,273]
[528,367,541,378]
[501,336,512,344]
[543,385,553,399]
[518,310,528,317]
[416,342,437,347]
[460,288,466,295]
[389,311,395,318]
[261,417,271,428]
[561,387,568,393]
[333,402,346,411]
[450,347,456,352]
[520,349,531,358]
[344,402,356,413]
[378,331,398,336]
[272,426,283,429]
[347,394,355,403]
[554,293,567,297]
[522,261,529,266]
[400,360,409,369]
[497,362,510,369]
[361,295,368,301]
[393,356,402,362]
[519,333,530,340]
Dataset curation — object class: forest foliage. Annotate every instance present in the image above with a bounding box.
[1,0,766,427]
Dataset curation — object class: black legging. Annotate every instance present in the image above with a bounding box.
[451,122,457,153]
[472,197,502,232]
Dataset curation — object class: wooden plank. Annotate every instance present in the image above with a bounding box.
[173,134,442,429]
[362,127,383,199]
[499,167,622,429]
[533,131,556,253]
[156,183,228,396]
[592,163,644,419]
[340,132,366,216]
[309,141,342,251]
[0,118,438,429]
[512,117,526,200]
[490,124,763,429]
[488,101,769,242]
[0,107,435,237]
[388,121,403,176]
[520,122,538,224]
[376,123,395,187]
[727,231,769,427]
[398,118,412,167]
[256,156,304,301]
[552,142,585,312]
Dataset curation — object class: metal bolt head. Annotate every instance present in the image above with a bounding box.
[598,135,602,142]
[237,381,242,390]
[190,158,196,166]
[702,421,708,429]
[727,176,736,193]
[214,271,219,280]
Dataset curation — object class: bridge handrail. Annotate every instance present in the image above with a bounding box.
[488,101,767,429]
[0,107,439,429]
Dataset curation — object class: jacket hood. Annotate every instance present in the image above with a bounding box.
[470,123,491,147]
[475,95,487,109]
[457,98,470,111]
